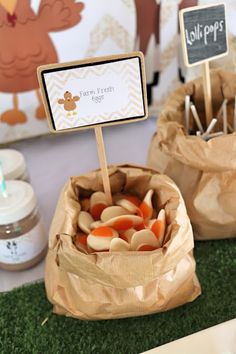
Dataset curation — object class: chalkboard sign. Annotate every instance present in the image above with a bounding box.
[179,3,228,66]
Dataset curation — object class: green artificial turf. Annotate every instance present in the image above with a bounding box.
[0,239,236,354]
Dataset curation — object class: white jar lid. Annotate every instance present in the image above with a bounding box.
[0,149,26,179]
[0,181,37,225]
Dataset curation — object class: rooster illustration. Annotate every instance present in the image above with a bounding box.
[0,0,84,125]
[178,0,198,82]
[135,0,161,105]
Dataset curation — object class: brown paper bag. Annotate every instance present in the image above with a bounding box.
[45,164,200,320]
[148,70,236,240]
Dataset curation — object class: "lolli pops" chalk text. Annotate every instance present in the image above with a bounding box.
[185,20,224,46]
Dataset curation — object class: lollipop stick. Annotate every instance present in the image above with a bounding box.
[190,103,204,133]
[204,131,224,140]
[185,95,190,132]
[0,162,8,198]
[94,126,112,205]
[222,99,227,134]
[202,118,217,138]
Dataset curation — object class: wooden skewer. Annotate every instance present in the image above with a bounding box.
[202,61,213,126]
[94,126,112,205]
[190,103,204,133]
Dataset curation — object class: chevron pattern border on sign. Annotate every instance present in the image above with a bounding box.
[44,59,144,130]
[85,14,133,57]
[53,100,143,130]
[46,60,141,84]
[121,59,144,112]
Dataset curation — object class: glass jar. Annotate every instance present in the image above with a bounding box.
[0,181,47,271]
[0,149,29,181]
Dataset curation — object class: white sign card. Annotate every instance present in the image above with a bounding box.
[37,52,147,133]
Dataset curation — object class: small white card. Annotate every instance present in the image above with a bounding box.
[37,52,147,133]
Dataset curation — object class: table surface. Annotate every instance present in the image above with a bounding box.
[0,117,156,292]
[143,319,236,354]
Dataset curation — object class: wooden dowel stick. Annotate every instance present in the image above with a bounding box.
[202,61,213,126]
[94,126,112,205]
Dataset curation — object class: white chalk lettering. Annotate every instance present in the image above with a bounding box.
[219,20,224,31]
[185,20,225,47]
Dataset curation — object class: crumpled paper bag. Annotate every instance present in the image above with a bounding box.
[148,70,236,240]
[45,164,200,320]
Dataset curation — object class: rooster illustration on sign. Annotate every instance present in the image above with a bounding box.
[58,91,80,116]
[0,0,84,125]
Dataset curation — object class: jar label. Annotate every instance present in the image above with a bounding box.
[0,221,47,264]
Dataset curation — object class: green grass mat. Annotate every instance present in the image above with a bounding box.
[0,239,236,354]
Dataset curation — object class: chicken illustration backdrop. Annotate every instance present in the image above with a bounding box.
[0,0,84,126]
[134,0,161,105]
[177,0,198,83]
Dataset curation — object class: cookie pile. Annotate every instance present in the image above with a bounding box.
[74,189,166,253]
